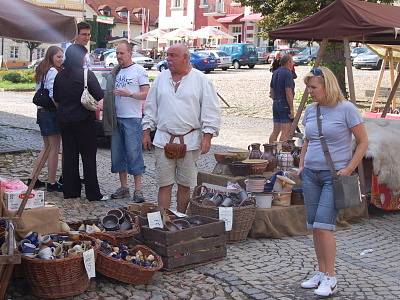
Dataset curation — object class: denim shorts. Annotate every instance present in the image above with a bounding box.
[111,117,145,175]
[36,109,59,136]
[273,99,291,123]
[301,167,338,231]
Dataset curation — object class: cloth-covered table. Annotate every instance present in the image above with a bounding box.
[197,171,369,238]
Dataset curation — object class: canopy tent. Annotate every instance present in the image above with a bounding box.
[134,28,167,42]
[0,0,76,43]
[269,0,400,45]
[191,26,235,40]
[163,28,194,41]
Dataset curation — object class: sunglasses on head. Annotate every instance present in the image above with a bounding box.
[310,67,324,77]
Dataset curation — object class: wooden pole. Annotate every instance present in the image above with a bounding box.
[370,50,388,112]
[343,38,356,103]
[389,49,397,109]
[288,39,328,140]
[381,69,400,118]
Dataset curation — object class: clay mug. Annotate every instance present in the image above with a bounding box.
[40,235,53,246]
[248,143,263,159]
[21,242,36,255]
[53,245,64,258]
[38,246,52,259]
[67,248,78,257]
[238,190,249,202]
[25,231,39,245]
[220,196,233,207]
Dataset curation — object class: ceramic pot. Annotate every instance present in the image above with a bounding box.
[282,139,296,152]
[277,152,294,169]
[254,192,273,208]
[248,143,263,159]
[262,144,278,171]
[245,176,267,193]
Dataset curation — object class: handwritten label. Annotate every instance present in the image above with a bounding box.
[147,211,163,229]
[83,248,96,278]
[219,207,233,231]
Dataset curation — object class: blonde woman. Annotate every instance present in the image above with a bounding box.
[28,46,63,192]
[299,66,368,296]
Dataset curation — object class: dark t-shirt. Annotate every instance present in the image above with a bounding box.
[270,67,295,102]
[53,67,104,123]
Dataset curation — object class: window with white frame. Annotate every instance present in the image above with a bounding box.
[216,0,224,12]
[36,48,45,60]
[122,30,128,38]
[200,0,208,6]
[172,0,181,7]
[10,46,19,59]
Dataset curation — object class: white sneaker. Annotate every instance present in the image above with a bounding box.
[314,275,337,297]
[301,271,324,289]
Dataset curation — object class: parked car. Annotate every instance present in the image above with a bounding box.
[350,47,368,62]
[292,47,319,65]
[353,48,382,70]
[256,47,270,64]
[218,43,258,69]
[267,50,285,64]
[104,50,154,70]
[198,50,231,70]
[156,52,218,73]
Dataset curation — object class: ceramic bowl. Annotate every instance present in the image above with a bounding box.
[102,215,120,231]
[107,209,124,224]
[172,219,191,230]
[228,162,251,177]
[214,152,240,164]
[228,150,248,161]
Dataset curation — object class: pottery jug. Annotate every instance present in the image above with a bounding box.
[277,152,294,169]
[248,143,263,159]
[282,139,296,152]
[261,143,278,171]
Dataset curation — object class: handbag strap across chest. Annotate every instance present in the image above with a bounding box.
[316,105,336,175]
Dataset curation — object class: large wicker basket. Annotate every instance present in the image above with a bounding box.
[188,189,256,243]
[95,233,163,284]
[21,235,98,299]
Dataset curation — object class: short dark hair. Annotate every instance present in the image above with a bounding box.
[280,54,293,66]
[77,21,91,34]
[64,44,87,69]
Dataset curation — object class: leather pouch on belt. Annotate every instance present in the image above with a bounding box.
[164,135,187,159]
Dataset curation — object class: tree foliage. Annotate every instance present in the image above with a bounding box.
[87,16,115,49]
[238,0,395,37]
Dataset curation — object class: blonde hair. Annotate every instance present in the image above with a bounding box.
[303,66,344,106]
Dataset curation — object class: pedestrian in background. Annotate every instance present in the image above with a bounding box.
[28,46,63,192]
[103,41,149,203]
[269,54,295,143]
[142,43,221,213]
[299,66,368,297]
[53,44,108,201]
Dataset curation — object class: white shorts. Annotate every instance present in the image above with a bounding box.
[155,147,201,187]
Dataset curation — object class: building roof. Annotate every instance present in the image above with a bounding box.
[85,0,159,26]
[216,14,244,24]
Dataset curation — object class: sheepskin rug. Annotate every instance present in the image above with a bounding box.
[363,118,400,194]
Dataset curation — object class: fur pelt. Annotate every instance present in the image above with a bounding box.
[363,118,400,194]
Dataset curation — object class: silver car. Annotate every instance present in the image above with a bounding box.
[198,50,232,70]
[353,49,382,70]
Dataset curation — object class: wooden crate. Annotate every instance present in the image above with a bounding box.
[141,216,226,271]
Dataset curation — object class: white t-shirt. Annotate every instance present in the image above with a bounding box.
[115,64,149,118]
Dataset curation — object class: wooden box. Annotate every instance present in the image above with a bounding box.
[141,216,226,271]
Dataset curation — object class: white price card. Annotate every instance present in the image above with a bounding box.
[219,207,233,231]
[83,248,96,279]
[169,209,188,218]
[147,211,163,229]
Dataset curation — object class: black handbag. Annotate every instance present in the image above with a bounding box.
[316,105,362,209]
[32,75,56,110]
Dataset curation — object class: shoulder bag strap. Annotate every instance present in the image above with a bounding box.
[84,68,88,89]
[316,105,336,175]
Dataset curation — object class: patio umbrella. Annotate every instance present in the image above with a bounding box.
[134,28,167,42]
[0,0,76,43]
[191,26,235,40]
[163,28,194,41]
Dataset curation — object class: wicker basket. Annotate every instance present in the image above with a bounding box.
[21,235,98,299]
[95,234,163,284]
[188,189,256,243]
[68,215,140,245]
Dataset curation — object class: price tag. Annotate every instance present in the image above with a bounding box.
[169,209,188,218]
[147,211,163,229]
[83,248,96,279]
[219,207,233,231]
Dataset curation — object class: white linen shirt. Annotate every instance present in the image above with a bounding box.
[142,68,221,151]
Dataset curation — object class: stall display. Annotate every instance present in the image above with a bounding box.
[189,186,256,243]
[95,233,163,284]
[141,216,226,271]
[20,234,98,299]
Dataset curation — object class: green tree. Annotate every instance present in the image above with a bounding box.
[87,16,115,49]
[25,42,42,62]
[238,0,395,95]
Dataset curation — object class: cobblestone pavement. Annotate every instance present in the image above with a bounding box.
[1,65,400,299]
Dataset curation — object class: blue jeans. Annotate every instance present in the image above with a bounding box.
[301,167,338,231]
[111,117,145,175]
[37,109,59,136]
